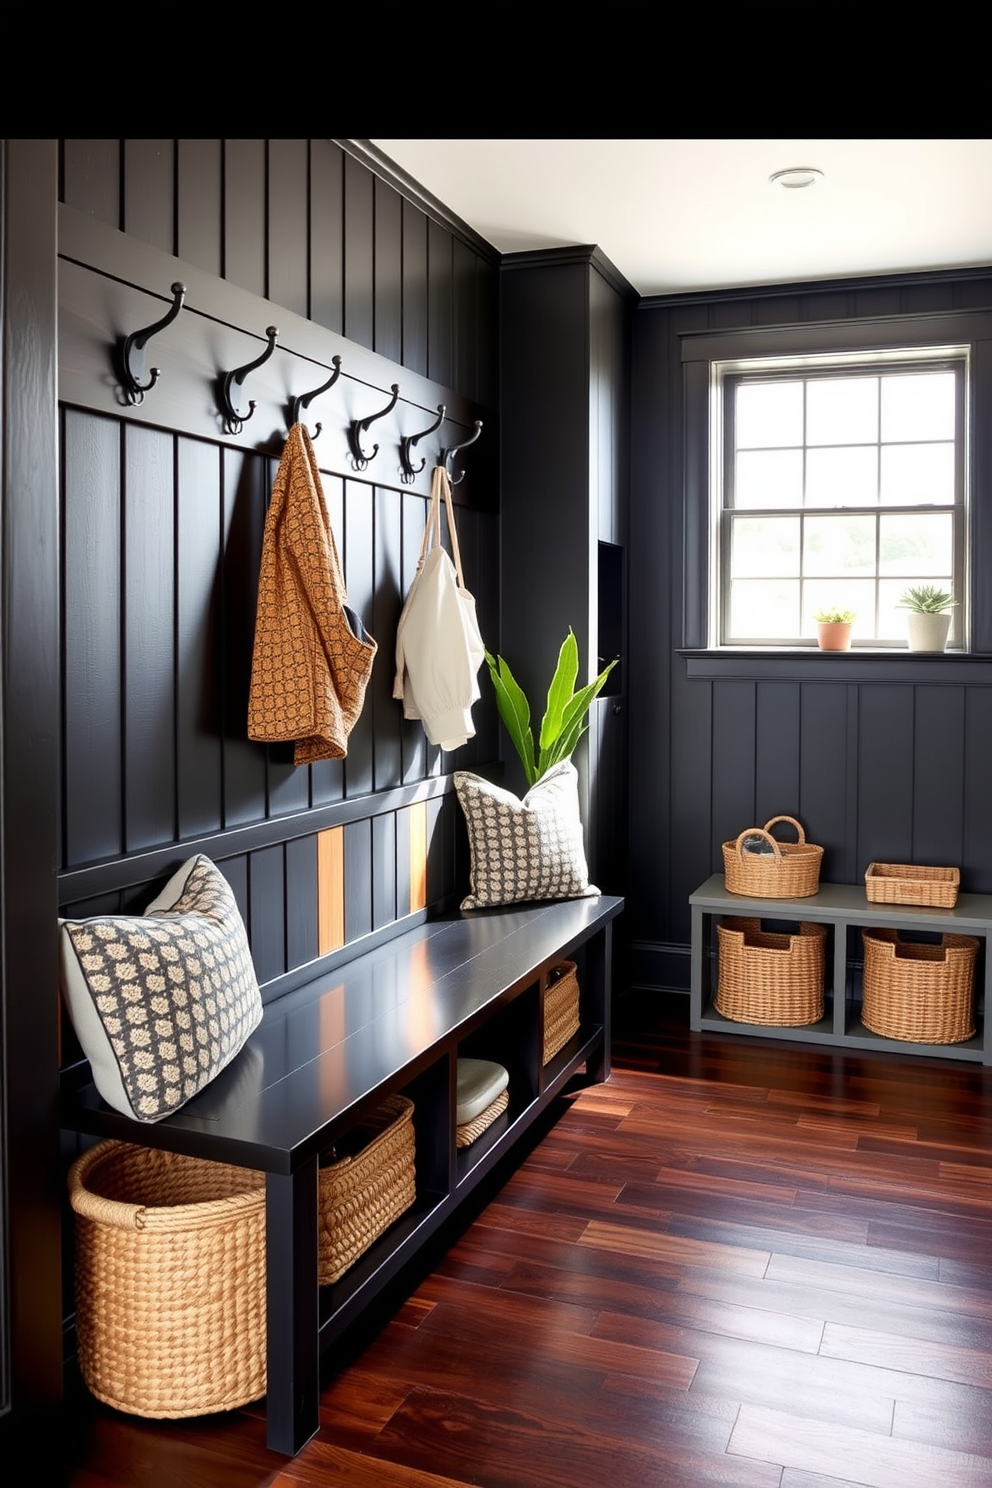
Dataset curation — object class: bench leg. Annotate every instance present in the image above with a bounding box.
[264,1160,320,1455]
[587,922,613,1084]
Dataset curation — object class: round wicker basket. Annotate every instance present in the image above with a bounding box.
[68,1140,266,1419]
[722,816,823,899]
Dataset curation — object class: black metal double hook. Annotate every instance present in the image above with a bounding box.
[115,281,186,406]
[348,384,400,470]
[400,405,446,483]
[289,356,343,440]
[219,326,279,436]
[440,420,483,486]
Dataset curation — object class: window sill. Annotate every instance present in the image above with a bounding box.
[678,649,992,683]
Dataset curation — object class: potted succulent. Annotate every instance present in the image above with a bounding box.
[814,609,855,652]
[899,585,955,653]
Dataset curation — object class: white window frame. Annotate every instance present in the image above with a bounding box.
[709,346,970,650]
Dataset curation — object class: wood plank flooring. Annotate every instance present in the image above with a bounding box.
[62,990,992,1486]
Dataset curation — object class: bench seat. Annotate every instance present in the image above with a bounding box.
[61,893,623,1454]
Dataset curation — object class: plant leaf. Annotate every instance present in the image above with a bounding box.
[536,656,616,777]
[485,651,537,786]
[539,630,579,751]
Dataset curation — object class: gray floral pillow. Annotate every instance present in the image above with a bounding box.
[454,761,599,910]
[59,855,262,1121]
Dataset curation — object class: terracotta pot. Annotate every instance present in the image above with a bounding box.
[817,621,852,652]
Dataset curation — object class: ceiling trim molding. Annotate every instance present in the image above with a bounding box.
[335,139,500,264]
[639,263,992,311]
[500,244,636,301]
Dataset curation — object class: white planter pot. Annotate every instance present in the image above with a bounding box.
[906,611,951,652]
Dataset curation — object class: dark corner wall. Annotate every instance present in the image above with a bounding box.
[629,269,992,995]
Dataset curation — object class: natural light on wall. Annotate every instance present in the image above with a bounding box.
[714,350,967,647]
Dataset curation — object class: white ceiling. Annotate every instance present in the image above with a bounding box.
[370,139,992,298]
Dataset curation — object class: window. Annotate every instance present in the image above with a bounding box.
[713,350,968,648]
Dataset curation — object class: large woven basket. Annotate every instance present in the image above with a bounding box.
[865,862,960,909]
[861,929,977,1043]
[318,1093,416,1285]
[68,1140,266,1419]
[723,816,823,899]
[543,960,580,1064]
[716,916,827,1026]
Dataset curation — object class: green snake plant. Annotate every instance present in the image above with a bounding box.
[485,631,616,789]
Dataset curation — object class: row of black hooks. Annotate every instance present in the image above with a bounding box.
[114,282,483,483]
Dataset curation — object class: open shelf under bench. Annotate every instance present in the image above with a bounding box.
[689,875,992,1064]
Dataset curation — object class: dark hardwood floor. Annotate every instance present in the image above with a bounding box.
[62,990,992,1486]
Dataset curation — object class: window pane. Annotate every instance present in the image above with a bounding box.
[806,377,878,445]
[802,580,876,636]
[736,449,803,508]
[805,447,878,507]
[736,382,803,448]
[878,513,952,576]
[729,580,800,639]
[880,443,955,505]
[881,372,955,442]
[804,515,876,576]
[731,516,800,576]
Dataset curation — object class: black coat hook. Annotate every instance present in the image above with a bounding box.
[348,384,400,471]
[219,325,279,435]
[115,281,186,406]
[400,405,446,484]
[440,420,483,486]
[289,355,342,440]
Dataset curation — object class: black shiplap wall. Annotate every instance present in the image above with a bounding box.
[629,270,992,988]
[56,138,499,1001]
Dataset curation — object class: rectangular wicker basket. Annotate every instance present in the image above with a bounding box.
[68,1140,267,1419]
[723,816,823,899]
[864,862,960,908]
[861,928,977,1043]
[716,916,827,1026]
[543,960,580,1064]
[318,1093,416,1285]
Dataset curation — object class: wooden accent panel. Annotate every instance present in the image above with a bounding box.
[175,436,223,839]
[286,834,319,970]
[223,137,266,298]
[176,138,222,277]
[317,827,345,956]
[408,800,428,914]
[309,139,344,335]
[123,139,173,254]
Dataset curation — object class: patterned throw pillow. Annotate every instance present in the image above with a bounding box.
[59,855,262,1122]
[454,761,599,910]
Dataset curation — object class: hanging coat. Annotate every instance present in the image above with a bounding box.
[248,423,376,764]
[393,464,485,751]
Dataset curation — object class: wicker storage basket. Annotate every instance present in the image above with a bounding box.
[723,816,823,899]
[716,916,827,1026]
[865,862,960,909]
[68,1140,266,1419]
[456,1088,510,1148]
[861,928,978,1043]
[318,1093,416,1285]
[543,960,580,1064]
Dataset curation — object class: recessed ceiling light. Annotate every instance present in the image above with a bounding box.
[769,167,824,190]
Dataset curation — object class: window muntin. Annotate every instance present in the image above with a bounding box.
[717,355,967,647]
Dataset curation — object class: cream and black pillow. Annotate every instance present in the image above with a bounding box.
[59,854,262,1122]
[454,761,599,910]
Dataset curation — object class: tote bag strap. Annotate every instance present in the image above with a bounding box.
[419,465,467,588]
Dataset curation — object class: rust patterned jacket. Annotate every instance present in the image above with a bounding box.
[248,424,376,763]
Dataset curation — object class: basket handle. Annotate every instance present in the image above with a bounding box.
[733,828,783,862]
[68,1177,147,1231]
[762,815,806,845]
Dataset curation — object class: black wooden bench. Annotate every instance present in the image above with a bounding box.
[61,893,623,1455]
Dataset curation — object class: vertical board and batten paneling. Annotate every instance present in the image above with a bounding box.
[631,268,992,990]
[56,137,499,1004]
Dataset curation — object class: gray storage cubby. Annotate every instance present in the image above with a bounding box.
[690,875,992,1063]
